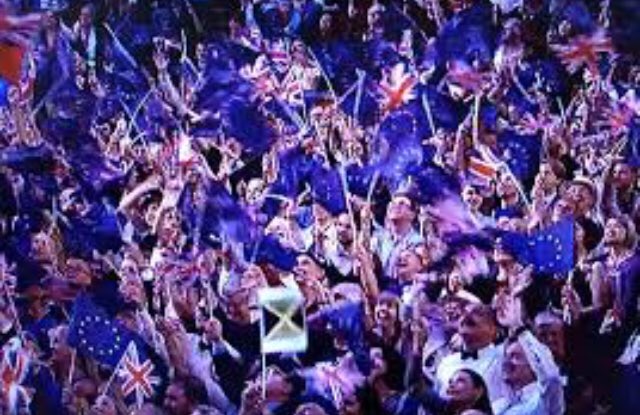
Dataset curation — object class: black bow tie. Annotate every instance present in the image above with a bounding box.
[198,340,211,352]
[461,349,479,361]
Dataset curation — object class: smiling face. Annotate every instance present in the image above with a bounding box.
[374,296,399,326]
[503,341,536,388]
[462,185,483,210]
[395,248,423,283]
[458,305,497,351]
[567,182,595,216]
[386,195,416,225]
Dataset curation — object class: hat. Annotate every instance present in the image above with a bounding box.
[570,176,597,198]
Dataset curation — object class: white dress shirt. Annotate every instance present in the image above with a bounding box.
[493,376,564,415]
[436,343,507,405]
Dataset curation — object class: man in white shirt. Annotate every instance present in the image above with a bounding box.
[493,332,564,415]
[436,304,506,406]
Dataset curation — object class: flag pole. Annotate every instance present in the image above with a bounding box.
[261,351,267,400]
[67,349,77,386]
[421,92,437,138]
[472,94,481,147]
[98,341,134,401]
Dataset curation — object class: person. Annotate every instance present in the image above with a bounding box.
[2,1,640,415]
[434,368,494,415]
[163,376,210,415]
[436,304,505,406]
[493,331,564,415]
[70,3,104,71]
[371,194,424,282]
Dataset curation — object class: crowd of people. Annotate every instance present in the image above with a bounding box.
[0,0,639,414]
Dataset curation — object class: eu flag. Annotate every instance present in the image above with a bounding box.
[68,295,169,401]
[500,219,575,274]
[68,295,136,367]
[310,166,347,216]
[497,129,542,187]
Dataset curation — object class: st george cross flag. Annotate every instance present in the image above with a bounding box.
[258,287,307,354]
[118,342,162,410]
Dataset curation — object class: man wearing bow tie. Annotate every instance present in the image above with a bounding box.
[185,317,241,413]
[435,304,507,407]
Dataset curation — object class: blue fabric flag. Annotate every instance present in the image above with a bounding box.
[497,129,542,187]
[550,0,596,36]
[310,301,371,375]
[68,295,169,406]
[310,166,347,216]
[516,58,568,98]
[611,0,640,56]
[201,181,255,246]
[68,295,137,367]
[376,107,425,190]
[499,219,575,274]
[223,99,276,155]
[623,118,640,167]
[0,144,55,174]
[421,85,466,132]
[61,202,123,259]
[0,76,8,107]
[339,74,380,128]
[269,147,320,199]
[435,1,497,68]
[404,162,462,206]
[249,234,299,272]
[345,164,376,198]
[311,41,362,94]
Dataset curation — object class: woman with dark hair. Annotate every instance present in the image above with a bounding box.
[444,369,494,415]
[383,367,493,415]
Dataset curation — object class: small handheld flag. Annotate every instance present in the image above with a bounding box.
[118,342,162,410]
[258,287,307,354]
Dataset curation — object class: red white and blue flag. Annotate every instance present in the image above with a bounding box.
[0,338,32,415]
[118,342,162,410]
[552,29,614,74]
[379,63,417,113]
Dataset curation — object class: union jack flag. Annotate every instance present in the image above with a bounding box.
[379,63,417,112]
[514,111,556,135]
[240,57,278,100]
[446,61,490,94]
[0,338,32,415]
[264,39,290,72]
[551,29,614,75]
[596,91,640,136]
[280,71,304,107]
[467,155,500,183]
[118,342,161,409]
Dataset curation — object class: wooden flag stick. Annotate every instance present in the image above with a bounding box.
[67,349,77,386]
[472,94,481,147]
[97,342,133,401]
[261,352,268,400]
[421,93,437,138]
